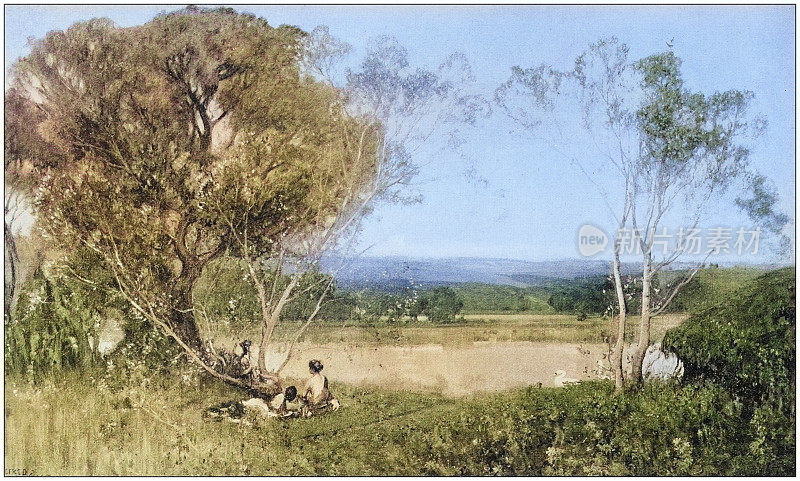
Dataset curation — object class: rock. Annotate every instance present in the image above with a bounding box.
[642,343,684,380]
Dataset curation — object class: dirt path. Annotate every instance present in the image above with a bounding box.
[268,341,610,397]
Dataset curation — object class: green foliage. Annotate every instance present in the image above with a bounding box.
[193,257,260,332]
[665,266,766,313]
[663,268,795,474]
[536,267,770,317]
[452,283,553,314]
[408,380,793,476]
[663,268,794,401]
[194,257,357,331]
[110,312,184,374]
[280,270,343,322]
[415,287,464,323]
[315,292,359,322]
[7,374,792,475]
[6,7,381,352]
[5,266,104,379]
[736,174,792,253]
[347,289,398,324]
[338,286,465,324]
[736,174,789,232]
[546,276,613,315]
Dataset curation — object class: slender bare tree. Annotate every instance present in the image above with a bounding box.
[496,38,787,388]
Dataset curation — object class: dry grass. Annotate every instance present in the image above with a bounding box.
[212,313,687,349]
[4,371,456,475]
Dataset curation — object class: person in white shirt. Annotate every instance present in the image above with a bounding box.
[242,385,299,418]
[268,385,298,416]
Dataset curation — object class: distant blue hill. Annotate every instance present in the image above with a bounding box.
[321,256,638,289]
[320,256,780,290]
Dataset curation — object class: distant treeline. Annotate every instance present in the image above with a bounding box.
[193,259,770,330]
[451,279,615,316]
[454,266,768,317]
[192,258,467,327]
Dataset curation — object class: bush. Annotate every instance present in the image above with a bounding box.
[663,268,795,402]
[416,287,464,323]
[546,276,616,314]
[662,267,795,474]
[407,380,792,475]
[5,260,111,379]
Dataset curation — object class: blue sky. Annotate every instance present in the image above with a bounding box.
[4,5,795,263]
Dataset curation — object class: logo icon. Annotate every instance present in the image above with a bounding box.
[578,224,608,257]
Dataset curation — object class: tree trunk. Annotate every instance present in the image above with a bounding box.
[170,297,205,353]
[631,251,652,384]
[257,276,299,372]
[167,257,208,359]
[4,220,19,321]
[611,238,627,391]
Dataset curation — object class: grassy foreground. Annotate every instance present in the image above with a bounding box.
[6,269,791,475]
[5,370,459,476]
[5,367,784,476]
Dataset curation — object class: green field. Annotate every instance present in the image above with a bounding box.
[452,283,556,314]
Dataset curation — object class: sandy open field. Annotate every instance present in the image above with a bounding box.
[269,341,611,397]
[208,313,686,397]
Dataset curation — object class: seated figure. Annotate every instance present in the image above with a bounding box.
[241,385,299,419]
[300,359,340,417]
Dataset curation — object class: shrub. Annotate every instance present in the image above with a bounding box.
[5,262,109,379]
[417,287,464,323]
[663,268,795,402]
[663,267,795,474]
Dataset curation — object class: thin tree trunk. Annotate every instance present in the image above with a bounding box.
[4,220,19,320]
[250,264,273,371]
[275,281,331,374]
[256,275,299,372]
[631,251,652,383]
[611,237,627,391]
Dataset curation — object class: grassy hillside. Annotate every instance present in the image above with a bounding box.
[665,266,770,313]
[664,267,795,399]
[451,283,554,314]
[452,266,769,316]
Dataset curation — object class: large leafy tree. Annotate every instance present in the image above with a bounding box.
[5,7,381,388]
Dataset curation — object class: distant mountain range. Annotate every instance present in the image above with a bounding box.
[321,256,634,289]
[321,256,781,290]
